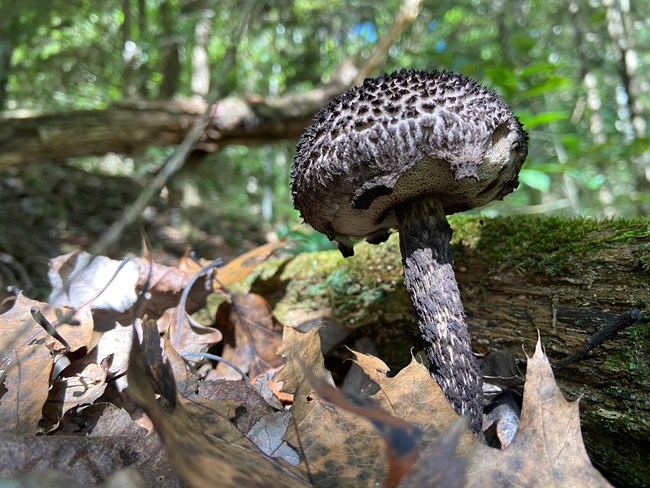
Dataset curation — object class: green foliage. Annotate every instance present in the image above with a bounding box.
[1,0,649,252]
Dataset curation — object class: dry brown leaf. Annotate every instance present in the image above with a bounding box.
[276,327,390,487]
[210,293,283,380]
[178,240,285,288]
[127,318,309,488]
[133,258,211,319]
[275,332,468,487]
[0,403,180,486]
[351,350,460,443]
[42,361,108,431]
[0,293,93,434]
[215,240,286,286]
[183,378,277,435]
[49,251,139,313]
[163,307,222,359]
[92,323,133,390]
[398,418,468,488]
[464,339,612,487]
[306,369,420,488]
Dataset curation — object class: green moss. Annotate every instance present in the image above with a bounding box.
[605,321,650,379]
[449,215,650,277]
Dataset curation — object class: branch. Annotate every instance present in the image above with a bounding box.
[0,0,423,169]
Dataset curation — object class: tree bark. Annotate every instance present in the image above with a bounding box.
[0,97,308,169]
[251,216,650,487]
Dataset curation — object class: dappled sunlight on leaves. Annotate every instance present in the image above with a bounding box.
[0,293,93,434]
[126,318,309,488]
[0,239,617,486]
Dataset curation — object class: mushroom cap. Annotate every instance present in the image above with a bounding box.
[291,69,528,246]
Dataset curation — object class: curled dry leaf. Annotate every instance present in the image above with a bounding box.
[214,240,286,287]
[49,251,139,313]
[42,361,108,431]
[132,257,211,319]
[177,240,286,289]
[162,307,222,366]
[0,293,93,434]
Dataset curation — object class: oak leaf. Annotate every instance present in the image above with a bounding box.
[0,293,93,434]
[126,318,309,488]
[464,340,612,487]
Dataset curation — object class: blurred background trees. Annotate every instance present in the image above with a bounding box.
[0,0,648,295]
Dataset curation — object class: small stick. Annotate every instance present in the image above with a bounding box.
[30,306,71,353]
[554,307,644,370]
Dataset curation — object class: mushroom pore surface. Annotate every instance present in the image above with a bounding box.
[291,69,528,254]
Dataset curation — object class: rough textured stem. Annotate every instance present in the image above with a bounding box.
[396,198,482,432]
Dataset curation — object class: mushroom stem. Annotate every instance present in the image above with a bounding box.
[395,198,483,432]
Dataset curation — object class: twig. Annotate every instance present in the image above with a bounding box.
[30,306,71,353]
[174,258,221,333]
[181,351,247,380]
[554,307,644,370]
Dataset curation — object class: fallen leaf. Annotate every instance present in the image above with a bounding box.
[0,402,181,486]
[184,378,277,434]
[350,349,460,444]
[210,293,283,380]
[0,468,145,488]
[215,240,286,287]
[398,418,468,488]
[161,307,222,366]
[133,258,211,319]
[247,410,300,465]
[92,323,133,390]
[0,293,93,434]
[49,251,139,313]
[276,327,388,487]
[465,339,612,487]
[42,360,108,431]
[127,318,310,488]
[306,369,420,488]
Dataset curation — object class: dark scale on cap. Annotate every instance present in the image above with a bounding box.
[291,69,528,248]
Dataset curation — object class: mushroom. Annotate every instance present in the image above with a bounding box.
[291,69,528,432]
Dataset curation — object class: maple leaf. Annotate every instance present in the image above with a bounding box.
[276,327,384,486]
[275,328,463,487]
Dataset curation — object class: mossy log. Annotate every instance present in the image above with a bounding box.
[250,216,650,487]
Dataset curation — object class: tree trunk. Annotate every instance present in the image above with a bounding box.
[250,216,650,487]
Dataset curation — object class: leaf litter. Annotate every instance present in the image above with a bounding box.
[0,244,612,487]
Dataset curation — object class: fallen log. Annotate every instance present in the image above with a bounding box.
[249,215,650,487]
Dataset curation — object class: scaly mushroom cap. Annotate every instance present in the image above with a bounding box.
[291,69,528,252]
